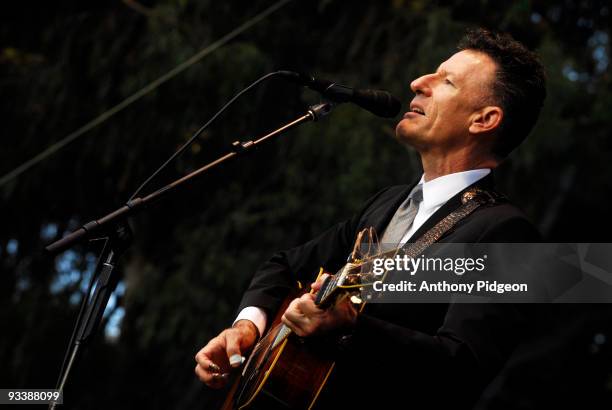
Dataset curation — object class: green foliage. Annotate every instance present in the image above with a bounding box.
[1,1,611,408]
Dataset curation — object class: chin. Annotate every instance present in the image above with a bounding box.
[395,121,421,147]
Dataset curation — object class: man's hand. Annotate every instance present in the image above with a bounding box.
[194,320,258,388]
[281,274,358,337]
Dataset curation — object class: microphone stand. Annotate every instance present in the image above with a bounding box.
[46,102,333,408]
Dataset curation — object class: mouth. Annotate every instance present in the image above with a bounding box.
[403,103,426,119]
[409,103,426,116]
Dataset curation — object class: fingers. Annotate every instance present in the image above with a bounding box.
[199,337,229,369]
[194,323,261,388]
[281,291,358,337]
[282,298,304,322]
[225,330,245,368]
[311,273,330,292]
[194,363,229,389]
[297,293,320,315]
[282,312,307,336]
[283,306,306,323]
[195,334,232,388]
[282,295,324,337]
[281,298,306,335]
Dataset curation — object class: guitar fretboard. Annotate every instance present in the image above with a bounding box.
[317,274,341,305]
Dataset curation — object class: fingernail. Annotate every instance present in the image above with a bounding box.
[229,354,245,367]
[208,363,221,372]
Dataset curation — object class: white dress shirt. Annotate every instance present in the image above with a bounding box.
[234,168,491,337]
[398,168,491,245]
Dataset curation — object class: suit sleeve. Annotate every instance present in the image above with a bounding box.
[237,187,395,318]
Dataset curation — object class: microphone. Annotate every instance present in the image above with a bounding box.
[277,71,401,118]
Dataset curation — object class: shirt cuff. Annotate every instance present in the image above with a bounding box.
[233,306,267,338]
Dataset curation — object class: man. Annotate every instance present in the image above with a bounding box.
[195,28,546,408]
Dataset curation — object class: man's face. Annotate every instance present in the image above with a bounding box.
[395,50,497,152]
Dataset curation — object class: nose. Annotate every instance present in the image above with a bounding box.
[410,73,434,97]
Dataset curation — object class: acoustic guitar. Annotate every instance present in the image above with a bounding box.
[221,228,380,410]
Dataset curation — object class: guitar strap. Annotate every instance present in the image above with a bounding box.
[400,186,506,259]
[352,187,506,311]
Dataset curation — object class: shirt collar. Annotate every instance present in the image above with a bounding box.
[417,168,491,210]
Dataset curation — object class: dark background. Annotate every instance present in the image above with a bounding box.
[1,0,611,408]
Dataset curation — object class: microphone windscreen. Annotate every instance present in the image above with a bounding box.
[352,89,402,118]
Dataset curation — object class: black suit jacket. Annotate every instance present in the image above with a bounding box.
[238,173,541,408]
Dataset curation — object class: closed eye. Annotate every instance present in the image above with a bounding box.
[445,78,454,86]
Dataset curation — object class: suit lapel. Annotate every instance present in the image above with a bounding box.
[407,172,495,242]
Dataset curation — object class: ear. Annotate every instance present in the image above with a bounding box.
[469,106,503,135]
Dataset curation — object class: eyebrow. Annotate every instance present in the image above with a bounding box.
[436,66,459,86]
[436,67,452,78]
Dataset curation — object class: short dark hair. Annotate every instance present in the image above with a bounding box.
[458,28,546,158]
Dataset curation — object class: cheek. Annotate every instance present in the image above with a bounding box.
[430,99,465,127]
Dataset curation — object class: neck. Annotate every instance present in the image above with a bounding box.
[419,149,498,182]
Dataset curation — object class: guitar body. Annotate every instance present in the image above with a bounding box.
[221,292,336,410]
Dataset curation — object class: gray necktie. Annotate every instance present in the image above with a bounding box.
[381,184,423,245]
